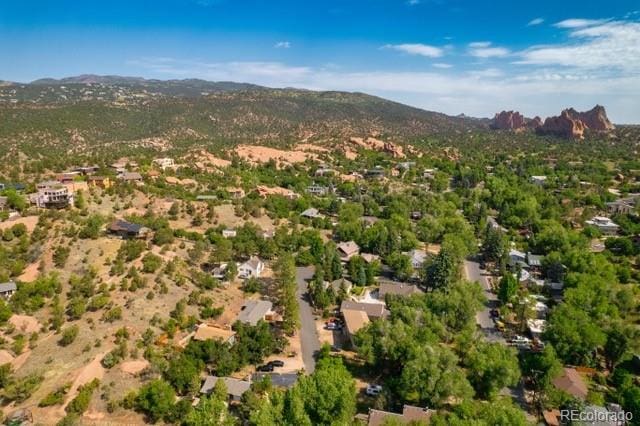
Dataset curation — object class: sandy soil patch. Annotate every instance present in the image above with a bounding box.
[0,349,15,365]
[235,145,318,166]
[62,353,106,411]
[9,315,41,334]
[17,262,40,282]
[211,282,247,328]
[120,360,149,376]
[189,150,232,168]
[0,216,39,233]
[10,350,31,371]
[295,143,330,153]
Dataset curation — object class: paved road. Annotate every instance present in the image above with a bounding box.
[295,266,320,374]
[464,260,505,344]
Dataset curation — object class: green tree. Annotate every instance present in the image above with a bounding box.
[497,274,518,305]
[135,379,176,423]
[464,342,521,399]
[274,254,299,335]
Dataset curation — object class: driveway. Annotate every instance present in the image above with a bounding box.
[295,266,320,374]
[464,260,505,344]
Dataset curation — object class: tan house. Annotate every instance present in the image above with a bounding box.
[87,176,112,189]
[193,324,236,345]
[360,405,434,426]
[552,367,588,400]
[337,240,360,262]
[342,309,369,347]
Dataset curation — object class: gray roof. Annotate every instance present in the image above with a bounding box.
[0,282,17,293]
[240,256,263,272]
[200,376,251,398]
[300,208,320,218]
[252,372,299,389]
[237,300,272,325]
[379,282,421,298]
[340,300,389,319]
[526,253,543,267]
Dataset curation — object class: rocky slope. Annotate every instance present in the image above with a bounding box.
[490,105,614,139]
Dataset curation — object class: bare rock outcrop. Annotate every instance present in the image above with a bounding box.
[348,136,406,158]
[490,111,527,130]
[537,105,614,139]
[537,110,586,139]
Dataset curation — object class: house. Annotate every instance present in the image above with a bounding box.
[337,241,360,262]
[340,300,389,320]
[423,169,436,179]
[222,229,237,239]
[530,175,548,186]
[552,367,588,400]
[87,176,112,189]
[361,216,380,228]
[262,229,275,239]
[152,157,175,170]
[324,278,352,295]
[236,300,273,325]
[527,319,546,339]
[238,256,264,279]
[342,309,370,347]
[119,172,143,183]
[0,282,17,300]
[606,198,636,215]
[108,220,150,239]
[396,162,415,171]
[196,195,217,201]
[378,282,422,299]
[585,216,620,236]
[211,263,229,280]
[509,249,527,267]
[33,182,74,209]
[300,208,322,219]
[147,170,161,180]
[306,184,331,196]
[252,372,299,389]
[360,253,380,264]
[315,167,335,177]
[365,167,385,180]
[406,249,428,269]
[193,324,236,345]
[526,253,543,270]
[362,405,435,426]
[487,216,507,233]
[200,376,251,401]
[73,166,99,175]
[227,187,245,199]
[56,172,78,183]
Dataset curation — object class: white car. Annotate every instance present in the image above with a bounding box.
[365,384,383,396]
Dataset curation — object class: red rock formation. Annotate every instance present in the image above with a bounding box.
[527,116,543,129]
[491,111,527,130]
[567,105,615,131]
[537,110,586,139]
[537,105,614,139]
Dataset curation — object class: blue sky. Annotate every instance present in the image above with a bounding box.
[1,0,639,122]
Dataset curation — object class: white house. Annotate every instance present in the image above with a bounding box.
[0,282,17,300]
[300,208,322,219]
[585,216,620,236]
[530,175,547,186]
[222,229,237,239]
[238,256,264,279]
[153,157,175,170]
[406,249,428,269]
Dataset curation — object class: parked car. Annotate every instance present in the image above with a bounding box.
[269,360,284,367]
[257,364,274,372]
[365,384,383,396]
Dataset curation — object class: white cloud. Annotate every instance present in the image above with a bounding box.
[383,43,444,58]
[518,21,640,71]
[527,18,544,26]
[554,18,608,28]
[468,42,511,58]
[433,63,452,69]
[468,41,491,48]
[274,41,291,49]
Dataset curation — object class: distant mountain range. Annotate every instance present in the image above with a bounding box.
[0,75,485,156]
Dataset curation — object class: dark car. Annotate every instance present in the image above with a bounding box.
[257,364,274,372]
[269,360,284,368]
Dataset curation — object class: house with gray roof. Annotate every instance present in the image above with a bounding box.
[0,282,17,300]
[340,300,389,320]
[236,300,273,326]
[200,376,251,401]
